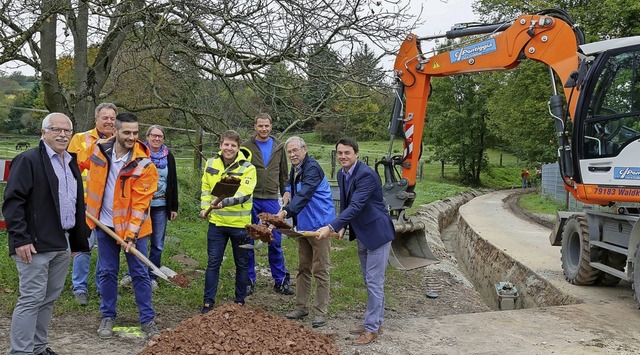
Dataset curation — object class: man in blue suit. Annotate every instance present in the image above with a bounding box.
[317,137,394,346]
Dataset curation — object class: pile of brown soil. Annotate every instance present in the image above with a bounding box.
[139,303,339,354]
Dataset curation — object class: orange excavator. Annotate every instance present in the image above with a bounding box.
[383,8,640,301]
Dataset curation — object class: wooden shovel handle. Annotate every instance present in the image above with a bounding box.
[86,213,153,270]
[203,196,224,218]
[298,231,341,239]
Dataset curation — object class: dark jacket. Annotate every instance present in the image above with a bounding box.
[242,135,288,199]
[164,151,179,214]
[3,140,90,255]
[329,161,395,250]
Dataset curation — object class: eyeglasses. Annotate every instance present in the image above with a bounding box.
[287,147,303,155]
[148,134,164,139]
[46,127,73,135]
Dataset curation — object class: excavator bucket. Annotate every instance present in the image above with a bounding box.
[388,220,440,270]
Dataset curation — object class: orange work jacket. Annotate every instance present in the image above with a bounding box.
[78,137,158,241]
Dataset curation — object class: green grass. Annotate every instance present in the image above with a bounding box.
[0,132,523,322]
[518,191,566,215]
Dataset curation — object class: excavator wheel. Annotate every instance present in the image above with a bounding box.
[633,242,640,308]
[560,215,600,285]
[596,250,625,286]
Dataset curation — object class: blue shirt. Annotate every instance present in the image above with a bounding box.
[255,138,273,167]
[43,141,77,230]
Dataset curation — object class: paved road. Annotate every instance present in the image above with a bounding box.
[383,189,640,354]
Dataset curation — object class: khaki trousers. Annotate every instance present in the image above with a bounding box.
[294,236,331,316]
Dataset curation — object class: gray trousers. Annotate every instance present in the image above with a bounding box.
[357,239,391,334]
[10,249,70,355]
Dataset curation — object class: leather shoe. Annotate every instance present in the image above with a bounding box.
[284,309,309,319]
[349,325,383,335]
[312,316,326,328]
[353,331,378,345]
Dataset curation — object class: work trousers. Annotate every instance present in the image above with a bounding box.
[294,236,331,316]
[358,239,391,334]
[247,198,288,285]
[10,249,70,355]
[96,228,155,324]
[71,229,101,294]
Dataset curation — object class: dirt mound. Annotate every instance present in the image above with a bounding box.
[139,303,339,355]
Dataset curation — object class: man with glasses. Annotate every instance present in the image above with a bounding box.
[4,113,90,355]
[67,103,117,305]
[276,136,335,328]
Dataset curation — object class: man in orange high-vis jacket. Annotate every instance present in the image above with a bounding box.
[77,112,160,340]
[68,102,117,306]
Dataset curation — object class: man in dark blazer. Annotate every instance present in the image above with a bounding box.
[3,112,90,355]
[317,137,394,346]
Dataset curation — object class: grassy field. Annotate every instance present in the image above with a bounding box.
[0,133,527,320]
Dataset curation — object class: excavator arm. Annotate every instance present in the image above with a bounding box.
[383,10,584,213]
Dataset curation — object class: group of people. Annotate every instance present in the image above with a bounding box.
[3,109,395,354]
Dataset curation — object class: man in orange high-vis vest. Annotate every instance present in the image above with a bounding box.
[77,112,160,340]
[68,102,117,306]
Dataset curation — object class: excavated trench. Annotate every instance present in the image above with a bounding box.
[413,190,579,311]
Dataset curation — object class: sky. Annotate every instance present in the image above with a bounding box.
[380,0,477,71]
[0,0,478,77]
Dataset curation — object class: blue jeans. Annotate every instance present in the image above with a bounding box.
[247,198,288,285]
[71,230,101,294]
[204,224,249,306]
[148,206,168,280]
[95,228,155,324]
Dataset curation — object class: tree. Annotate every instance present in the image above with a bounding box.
[426,73,488,185]
[1,0,416,131]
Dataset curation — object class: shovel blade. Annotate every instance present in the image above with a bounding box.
[240,240,264,249]
[211,181,240,199]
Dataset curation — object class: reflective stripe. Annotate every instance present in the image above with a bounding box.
[113,209,128,217]
[131,210,145,219]
[87,190,101,204]
[127,224,141,234]
[215,210,252,217]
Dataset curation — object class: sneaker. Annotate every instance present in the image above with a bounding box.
[151,280,159,291]
[119,275,132,287]
[200,303,213,314]
[74,292,88,306]
[312,315,327,328]
[141,320,160,339]
[284,309,309,320]
[274,283,294,295]
[246,280,256,296]
[97,318,114,339]
[35,347,57,355]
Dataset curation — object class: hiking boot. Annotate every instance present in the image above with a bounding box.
[141,320,160,339]
[119,275,132,287]
[284,309,309,320]
[97,318,114,339]
[74,292,88,306]
[274,283,294,295]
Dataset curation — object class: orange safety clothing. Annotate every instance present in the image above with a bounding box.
[78,137,158,241]
[68,128,106,196]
